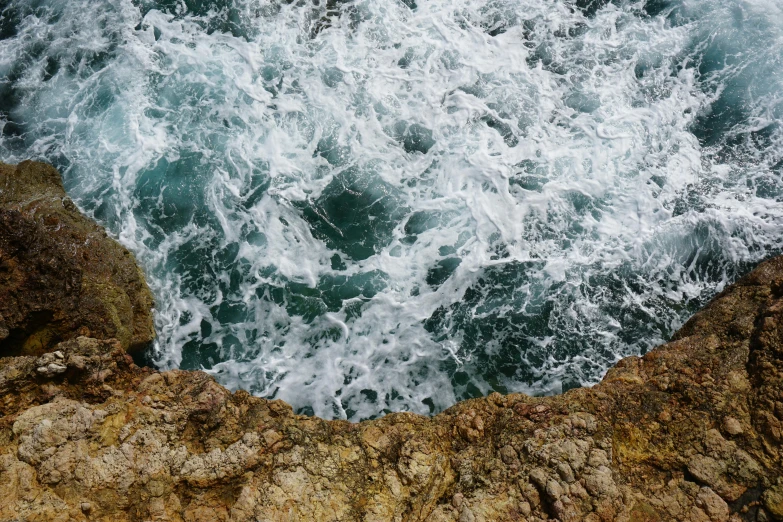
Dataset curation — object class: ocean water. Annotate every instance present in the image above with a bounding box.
[1,0,781,420]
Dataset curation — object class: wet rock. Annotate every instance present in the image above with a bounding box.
[0,161,155,356]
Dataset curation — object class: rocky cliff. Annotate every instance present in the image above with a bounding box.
[0,161,781,522]
[0,161,155,356]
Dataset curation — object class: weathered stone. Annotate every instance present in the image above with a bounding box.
[583,465,618,498]
[498,444,518,465]
[557,462,576,483]
[0,161,154,355]
[696,487,730,522]
[529,468,548,489]
[722,417,743,436]
[688,455,726,489]
[588,448,610,468]
[545,478,565,500]
[763,483,783,520]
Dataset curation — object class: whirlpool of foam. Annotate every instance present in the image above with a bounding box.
[1,0,782,419]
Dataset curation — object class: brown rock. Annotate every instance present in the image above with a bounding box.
[697,487,730,522]
[763,483,783,520]
[455,408,484,442]
[722,416,743,436]
[0,161,154,355]
[688,455,726,490]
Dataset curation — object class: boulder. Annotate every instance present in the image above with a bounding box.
[0,161,154,355]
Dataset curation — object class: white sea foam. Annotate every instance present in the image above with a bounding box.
[1,0,781,419]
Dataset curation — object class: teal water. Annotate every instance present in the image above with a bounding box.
[1,0,781,419]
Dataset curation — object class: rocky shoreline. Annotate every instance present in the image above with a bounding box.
[0,161,155,356]
[0,161,781,521]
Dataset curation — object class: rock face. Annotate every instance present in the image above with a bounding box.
[0,161,155,356]
[0,161,782,521]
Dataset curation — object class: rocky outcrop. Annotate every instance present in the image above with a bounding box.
[0,161,781,521]
[0,161,155,356]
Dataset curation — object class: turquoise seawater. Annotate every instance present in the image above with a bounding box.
[1,0,781,419]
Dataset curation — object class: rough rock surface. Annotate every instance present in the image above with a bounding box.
[0,162,782,521]
[0,161,155,356]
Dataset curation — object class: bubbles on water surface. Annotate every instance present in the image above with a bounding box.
[1,0,782,419]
